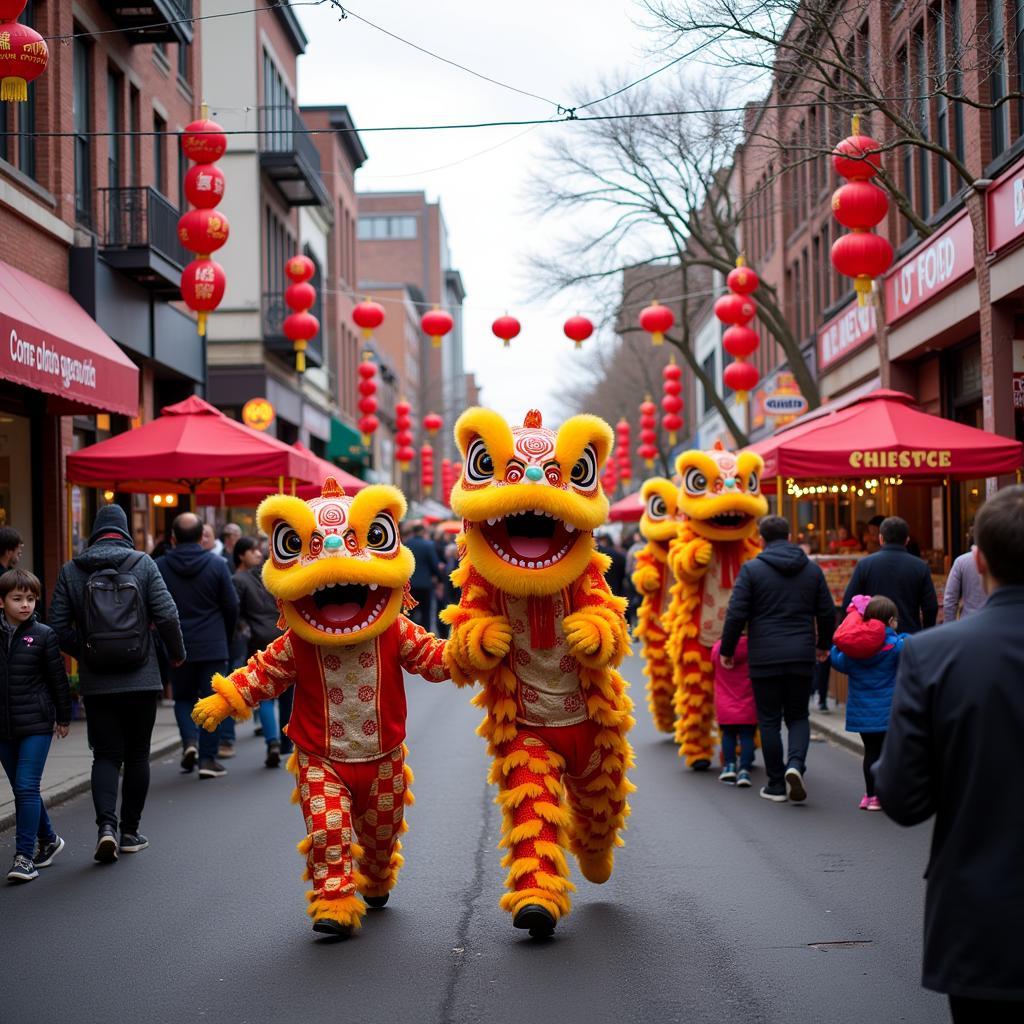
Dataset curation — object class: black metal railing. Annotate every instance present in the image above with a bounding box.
[257,104,322,178]
[96,186,187,268]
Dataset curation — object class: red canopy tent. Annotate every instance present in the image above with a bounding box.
[608,489,644,522]
[66,396,317,493]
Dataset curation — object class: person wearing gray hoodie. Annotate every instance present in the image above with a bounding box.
[49,504,185,862]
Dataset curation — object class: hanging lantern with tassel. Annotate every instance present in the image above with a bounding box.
[715,256,761,404]
[420,306,453,349]
[638,398,658,469]
[615,419,633,486]
[563,314,593,351]
[0,2,48,103]
[639,301,674,346]
[352,298,385,339]
[394,399,415,471]
[661,360,684,446]
[357,358,379,446]
[420,442,435,497]
[282,254,318,374]
[492,314,521,349]
[422,412,443,436]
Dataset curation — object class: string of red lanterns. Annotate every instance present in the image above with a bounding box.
[492,314,521,349]
[420,442,435,496]
[178,111,228,338]
[420,306,454,349]
[0,2,47,103]
[601,453,619,496]
[441,458,457,506]
[715,257,761,403]
[661,359,684,445]
[357,357,379,446]
[282,255,318,374]
[639,301,675,346]
[638,397,658,469]
[394,399,415,471]
[352,298,385,339]
[830,117,893,306]
[615,419,633,487]
[563,315,594,350]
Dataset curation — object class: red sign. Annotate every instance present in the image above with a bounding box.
[818,301,876,371]
[987,158,1024,253]
[884,211,974,325]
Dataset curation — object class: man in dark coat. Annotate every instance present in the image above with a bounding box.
[157,513,238,780]
[841,516,937,633]
[877,486,1024,1022]
[50,504,185,861]
[719,515,835,804]
[404,523,442,631]
[596,532,627,600]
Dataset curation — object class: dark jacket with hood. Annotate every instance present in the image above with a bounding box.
[0,615,72,741]
[719,539,836,677]
[233,564,283,654]
[157,543,238,663]
[841,543,938,634]
[49,506,185,697]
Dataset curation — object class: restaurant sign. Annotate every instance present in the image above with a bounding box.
[242,397,275,431]
[849,449,952,470]
[987,157,1024,252]
[818,301,876,371]
[763,393,808,416]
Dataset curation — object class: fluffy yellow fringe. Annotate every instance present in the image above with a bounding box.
[210,674,252,721]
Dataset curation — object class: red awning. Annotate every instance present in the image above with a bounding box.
[749,389,1023,481]
[0,259,139,417]
[608,489,644,522]
[67,396,317,492]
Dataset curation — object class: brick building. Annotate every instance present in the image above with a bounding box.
[0,1,205,590]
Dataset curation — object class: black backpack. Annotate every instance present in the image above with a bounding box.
[81,552,151,671]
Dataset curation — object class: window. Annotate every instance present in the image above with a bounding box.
[263,205,294,296]
[357,215,417,240]
[989,0,1009,158]
[73,33,93,226]
[701,352,716,416]
[1016,0,1024,142]
[177,131,188,210]
[913,22,931,220]
[933,5,951,206]
[107,69,122,189]
[177,41,190,84]
[897,47,914,242]
[128,87,140,187]
[262,50,293,148]
[153,113,167,196]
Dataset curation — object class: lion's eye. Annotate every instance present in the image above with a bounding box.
[465,438,494,484]
[647,496,667,519]
[747,472,760,493]
[272,524,303,563]
[366,514,398,553]
[504,462,524,483]
[570,445,597,490]
[683,468,708,496]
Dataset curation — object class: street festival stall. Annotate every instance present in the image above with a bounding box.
[749,388,1023,608]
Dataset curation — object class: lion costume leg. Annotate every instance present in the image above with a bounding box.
[644,622,676,734]
[291,750,367,931]
[673,638,715,769]
[354,745,415,903]
[494,732,574,925]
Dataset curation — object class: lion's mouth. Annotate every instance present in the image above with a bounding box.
[707,512,752,531]
[477,510,583,569]
[291,582,391,635]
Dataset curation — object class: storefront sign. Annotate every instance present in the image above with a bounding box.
[242,397,275,431]
[763,393,809,416]
[987,160,1024,252]
[884,212,974,324]
[849,449,952,469]
[818,302,876,371]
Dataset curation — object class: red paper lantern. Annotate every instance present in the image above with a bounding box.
[183,164,226,209]
[422,412,443,436]
[420,307,454,349]
[661,360,684,445]
[563,315,594,350]
[722,325,760,359]
[723,360,761,400]
[713,292,756,326]
[420,443,435,494]
[181,119,228,163]
[353,299,385,339]
[285,281,316,312]
[177,208,230,255]
[282,255,319,373]
[0,18,47,103]
[831,180,889,230]
[180,259,226,337]
[615,420,633,482]
[356,360,379,445]
[832,133,882,181]
[831,232,894,303]
[285,254,315,283]
[358,395,378,416]
[601,456,619,495]
[726,263,760,296]
[492,315,521,348]
[358,415,379,443]
[639,302,674,346]
[395,430,414,448]
[394,399,413,464]
[396,446,416,471]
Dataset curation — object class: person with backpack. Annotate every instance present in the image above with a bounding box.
[49,504,185,862]
[157,513,239,780]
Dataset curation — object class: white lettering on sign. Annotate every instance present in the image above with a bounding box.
[763,394,809,416]
[819,303,875,370]
[1015,179,1024,227]
[8,328,97,391]
[898,236,957,309]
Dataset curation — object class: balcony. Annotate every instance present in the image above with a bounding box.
[262,291,324,370]
[258,106,330,208]
[98,0,193,45]
[96,186,187,295]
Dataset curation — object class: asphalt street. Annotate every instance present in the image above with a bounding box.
[2,654,946,1024]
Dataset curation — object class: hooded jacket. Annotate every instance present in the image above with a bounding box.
[719,539,836,677]
[0,616,72,741]
[831,626,905,733]
[157,543,239,663]
[841,543,938,633]
[49,537,186,697]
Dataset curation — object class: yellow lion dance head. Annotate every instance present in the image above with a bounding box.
[256,478,414,646]
[450,408,613,596]
[639,477,680,547]
[674,442,768,542]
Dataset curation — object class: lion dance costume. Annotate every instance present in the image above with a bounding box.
[193,479,448,938]
[631,477,681,735]
[664,443,767,768]
[441,409,636,939]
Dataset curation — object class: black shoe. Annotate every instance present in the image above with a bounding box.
[7,854,38,883]
[817,701,829,713]
[265,741,281,769]
[513,903,556,938]
[94,826,118,863]
[180,745,198,773]
[785,766,807,803]
[120,832,149,853]
[198,759,227,779]
[35,834,65,868]
[759,783,788,803]
[691,759,712,772]
[364,893,389,909]
[312,918,353,940]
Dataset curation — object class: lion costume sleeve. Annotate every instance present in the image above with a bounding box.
[192,478,449,940]
[440,408,635,940]
[663,444,768,769]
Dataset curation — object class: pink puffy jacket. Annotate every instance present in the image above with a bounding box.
[711,636,757,725]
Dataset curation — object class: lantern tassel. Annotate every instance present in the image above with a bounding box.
[736,390,749,405]
[854,276,873,306]
[652,331,664,346]
[362,434,371,446]
[361,327,372,340]
[197,311,207,337]
[1,78,28,103]
[669,432,678,446]
[431,336,441,348]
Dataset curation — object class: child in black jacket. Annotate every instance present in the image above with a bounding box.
[0,568,71,883]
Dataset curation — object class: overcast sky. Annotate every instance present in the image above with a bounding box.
[294,0,658,423]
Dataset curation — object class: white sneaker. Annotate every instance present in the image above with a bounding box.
[785,767,807,803]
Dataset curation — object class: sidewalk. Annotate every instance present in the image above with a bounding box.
[0,702,182,833]
[809,702,863,755]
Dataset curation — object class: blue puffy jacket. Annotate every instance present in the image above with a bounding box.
[830,627,906,733]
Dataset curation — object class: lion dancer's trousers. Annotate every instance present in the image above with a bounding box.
[642,619,676,734]
[673,636,716,766]
[291,744,414,928]
[495,719,631,923]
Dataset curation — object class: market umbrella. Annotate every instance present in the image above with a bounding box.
[608,489,644,522]
[66,395,316,494]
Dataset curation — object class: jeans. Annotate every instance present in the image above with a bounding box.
[752,674,812,787]
[257,687,293,750]
[811,658,831,707]
[170,660,228,761]
[0,733,55,857]
[84,691,158,834]
[720,724,756,770]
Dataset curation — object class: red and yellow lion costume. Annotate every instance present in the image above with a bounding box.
[193,479,448,938]
[631,477,681,735]
[441,409,635,938]
[664,444,767,768]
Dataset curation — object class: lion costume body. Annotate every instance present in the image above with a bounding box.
[664,444,767,768]
[441,409,635,938]
[192,478,448,937]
